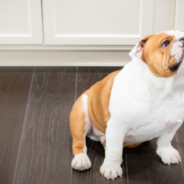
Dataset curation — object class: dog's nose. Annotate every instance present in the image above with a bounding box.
[179,37,184,46]
[179,37,184,42]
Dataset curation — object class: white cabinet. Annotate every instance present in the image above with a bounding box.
[153,0,176,33]
[0,0,184,66]
[42,0,154,45]
[175,0,184,30]
[0,0,184,47]
[0,0,43,44]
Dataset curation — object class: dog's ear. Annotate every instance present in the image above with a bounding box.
[129,35,152,59]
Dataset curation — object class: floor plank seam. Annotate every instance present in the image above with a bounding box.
[74,66,78,101]
[70,66,78,184]
[12,67,35,184]
[175,133,184,180]
[125,149,129,184]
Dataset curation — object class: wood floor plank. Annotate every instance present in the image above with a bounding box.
[71,67,126,184]
[176,123,184,178]
[76,67,122,98]
[126,123,184,183]
[127,154,184,184]
[0,68,33,184]
[13,67,76,184]
[10,66,183,184]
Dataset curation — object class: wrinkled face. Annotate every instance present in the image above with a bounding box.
[130,30,184,77]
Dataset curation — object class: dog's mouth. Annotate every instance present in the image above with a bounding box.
[169,52,184,72]
[169,62,181,72]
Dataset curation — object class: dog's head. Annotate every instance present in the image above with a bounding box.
[130,30,184,77]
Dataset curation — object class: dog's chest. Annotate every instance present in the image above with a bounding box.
[125,97,183,142]
[122,97,184,143]
[110,71,184,143]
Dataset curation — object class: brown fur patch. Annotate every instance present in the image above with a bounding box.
[88,71,120,134]
[123,142,141,148]
[141,33,177,78]
[70,95,87,155]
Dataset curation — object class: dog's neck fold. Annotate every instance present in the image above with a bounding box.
[132,57,184,97]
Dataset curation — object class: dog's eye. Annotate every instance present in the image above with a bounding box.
[162,40,170,47]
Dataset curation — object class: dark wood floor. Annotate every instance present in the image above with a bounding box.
[1,67,184,184]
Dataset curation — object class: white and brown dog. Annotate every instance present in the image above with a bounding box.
[70,30,184,180]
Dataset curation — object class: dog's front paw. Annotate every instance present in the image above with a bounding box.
[156,146,182,165]
[71,153,91,171]
[100,163,122,180]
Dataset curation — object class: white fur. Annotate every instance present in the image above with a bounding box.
[71,153,91,171]
[100,163,122,180]
[156,146,181,165]
[100,30,184,180]
[166,30,184,39]
[82,94,91,153]
[82,94,91,134]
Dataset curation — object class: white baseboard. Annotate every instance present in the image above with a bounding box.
[0,50,130,66]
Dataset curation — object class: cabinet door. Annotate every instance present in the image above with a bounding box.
[0,0,43,44]
[175,0,184,30]
[43,0,154,45]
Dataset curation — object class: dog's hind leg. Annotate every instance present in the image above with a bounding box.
[70,94,91,170]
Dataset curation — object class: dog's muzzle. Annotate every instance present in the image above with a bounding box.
[179,37,184,48]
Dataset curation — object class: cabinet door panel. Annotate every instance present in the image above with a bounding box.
[175,0,184,30]
[0,0,43,44]
[153,0,176,33]
[43,0,154,45]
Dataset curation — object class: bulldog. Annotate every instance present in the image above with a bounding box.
[70,30,184,180]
